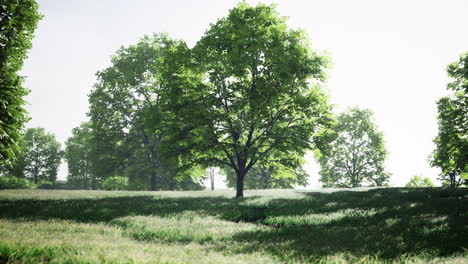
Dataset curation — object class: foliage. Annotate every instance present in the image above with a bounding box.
[102,176,128,191]
[171,176,206,191]
[121,150,206,191]
[0,128,62,183]
[405,175,435,188]
[317,107,390,188]
[0,136,26,178]
[88,34,203,191]
[35,180,54,189]
[166,3,332,197]
[37,180,81,190]
[431,53,468,188]
[0,188,467,263]
[23,128,63,183]
[158,163,206,191]
[64,122,99,189]
[0,177,35,189]
[224,164,309,189]
[0,0,41,166]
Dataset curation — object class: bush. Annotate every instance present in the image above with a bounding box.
[405,175,435,188]
[36,180,54,189]
[103,176,128,191]
[37,181,82,190]
[0,177,36,189]
[54,181,82,190]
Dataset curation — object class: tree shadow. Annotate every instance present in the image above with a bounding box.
[226,188,468,261]
[0,188,466,261]
[0,194,254,223]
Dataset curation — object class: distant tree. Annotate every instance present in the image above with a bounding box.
[405,175,435,188]
[431,53,468,188]
[64,122,99,189]
[103,176,128,191]
[22,128,62,183]
[3,128,62,183]
[224,164,309,189]
[0,0,41,166]
[317,108,390,188]
[166,3,333,197]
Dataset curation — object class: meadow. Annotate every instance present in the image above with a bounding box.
[0,188,467,263]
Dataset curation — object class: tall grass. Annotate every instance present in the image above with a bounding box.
[0,188,467,263]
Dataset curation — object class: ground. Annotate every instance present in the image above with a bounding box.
[0,188,467,263]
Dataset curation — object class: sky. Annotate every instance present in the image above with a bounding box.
[21,0,468,188]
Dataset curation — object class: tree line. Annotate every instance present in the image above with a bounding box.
[1,2,466,194]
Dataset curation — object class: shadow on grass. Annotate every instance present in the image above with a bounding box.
[0,188,466,261]
[0,195,259,223]
[227,188,468,261]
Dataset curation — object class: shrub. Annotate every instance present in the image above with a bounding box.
[36,181,81,190]
[405,175,435,188]
[36,180,54,189]
[54,181,82,190]
[0,177,36,189]
[103,176,128,191]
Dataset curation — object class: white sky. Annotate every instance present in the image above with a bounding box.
[21,0,468,188]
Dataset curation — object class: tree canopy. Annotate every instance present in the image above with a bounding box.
[1,128,62,184]
[87,34,205,191]
[431,53,468,187]
[23,128,62,183]
[317,107,390,188]
[165,3,333,197]
[0,0,41,166]
[405,175,435,188]
[64,122,98,189]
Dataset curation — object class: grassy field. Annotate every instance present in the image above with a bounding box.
[0,188,467,263]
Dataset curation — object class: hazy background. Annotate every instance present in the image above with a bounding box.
[21,0,468,188]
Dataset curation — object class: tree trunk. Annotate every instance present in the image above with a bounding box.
[210,168,215,191]
[236,169,246,198]
[449,172,456,188]
[351,176,357,188]
[150,171,158,191]
[169,181,175,191]
[260,169,268,189]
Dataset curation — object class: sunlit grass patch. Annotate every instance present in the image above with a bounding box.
[111,212,267,244]
[0,219,274,264]
[263,208,378,227]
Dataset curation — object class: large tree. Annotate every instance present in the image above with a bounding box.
[64,122,99,189]
[88,34,203,191]
[165,3,332,197]
[317,108,390,188]
[431,53,468,187]
[0,0,41,166]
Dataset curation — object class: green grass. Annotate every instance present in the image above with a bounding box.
[0,188,467,263]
